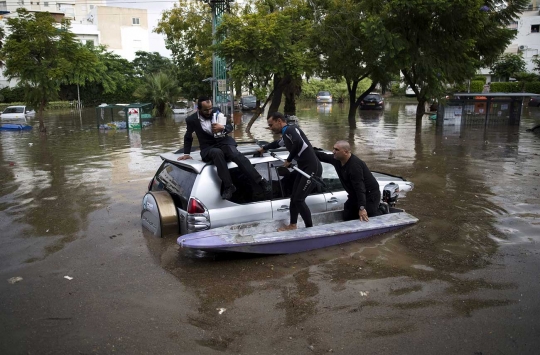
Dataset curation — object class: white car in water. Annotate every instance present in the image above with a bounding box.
[1,106,36,121]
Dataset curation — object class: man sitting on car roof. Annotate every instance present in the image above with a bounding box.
[178,96,271,199]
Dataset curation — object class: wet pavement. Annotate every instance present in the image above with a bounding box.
[1,101,539,354]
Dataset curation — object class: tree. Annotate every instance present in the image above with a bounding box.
[132,51,175,77]
[311,0,392,127]
[155,0,213,100]
[0,9,100,132]
[361,0,529,129]
[133,71,182,117]
[216,0,318,130]
[490,53,526,81]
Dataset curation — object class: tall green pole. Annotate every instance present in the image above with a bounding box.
[208,0,231,113]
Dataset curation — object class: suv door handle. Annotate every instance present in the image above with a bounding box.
[328,197,340,204]
[277,205,289,212]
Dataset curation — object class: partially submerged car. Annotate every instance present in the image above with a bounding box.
[1,106,35,121]
[316,91,333,104]
[141,143,414,238]
[239,95,257,111]
[360,93,384,110]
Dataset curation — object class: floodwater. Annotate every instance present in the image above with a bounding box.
[1,101,540,354]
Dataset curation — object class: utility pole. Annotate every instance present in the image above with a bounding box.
[201,0,233,115]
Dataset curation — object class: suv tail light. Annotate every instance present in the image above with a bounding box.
[186,197,210,232]
[188,198,206,214]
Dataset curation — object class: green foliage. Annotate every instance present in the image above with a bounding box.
[361,0,529,119]
[489,82,520,92]
[0,86,26,103]
[473,75,487,83]
[390,83,406,96]
[155,0,213,99]
[0,9,106,131]
[132,51,175,77]
[470,80,485,92]
[133,71,182,117]
[490,53,526,81]
[300,79,347,100]
[524,81,540,93]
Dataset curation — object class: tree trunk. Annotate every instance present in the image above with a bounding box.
[38,100,46,132]
[268,75,284,115]
[347,80,359,128]
[416,97,427,133]
[283,75,301,116]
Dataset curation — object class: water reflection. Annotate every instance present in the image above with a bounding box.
[2,102,540,335]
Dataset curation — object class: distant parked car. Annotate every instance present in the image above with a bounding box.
[405,86,416,97]
[360,93,384,110]
[0,105,35,121]
[239,95,257,110]
[316,91,333,104]
[528,96,540,107]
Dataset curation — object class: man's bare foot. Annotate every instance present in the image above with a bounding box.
[278,224,297,232]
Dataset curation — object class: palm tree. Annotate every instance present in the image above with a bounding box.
[134,71,182,117]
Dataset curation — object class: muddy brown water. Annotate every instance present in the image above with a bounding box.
[1,101,539,354]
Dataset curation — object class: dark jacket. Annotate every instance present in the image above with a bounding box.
[262,125,318,166]
[316,151,379,207]
[183,109,235,155]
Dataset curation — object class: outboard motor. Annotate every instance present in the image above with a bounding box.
[379,182,400,214]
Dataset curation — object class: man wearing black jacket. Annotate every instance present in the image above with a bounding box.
[257,112,322,231]
[178,96,270,199]
[315,141,380,222]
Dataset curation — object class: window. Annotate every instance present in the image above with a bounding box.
[0,1,7,11]
[531,24,539,33]
[320,162,344,192]
[152,162,197,210]
[44,1,48,6]
[89,5,94,9]
[228,163,270,204]
[269,162,324,199]
[132,17,140,25]
[17,0,24,5]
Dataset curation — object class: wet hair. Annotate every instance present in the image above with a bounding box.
[197,96,212,109]
[268,112,286,122]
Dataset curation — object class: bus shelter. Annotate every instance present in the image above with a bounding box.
[96,103,153,130]
[436,93,536,128]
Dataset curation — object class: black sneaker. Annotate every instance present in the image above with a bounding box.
[222,185,236,199]
[259,179,272,194]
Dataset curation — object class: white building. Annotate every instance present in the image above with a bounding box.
[479,1,540,81]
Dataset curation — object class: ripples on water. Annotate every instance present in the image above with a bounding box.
[1,101,540,321]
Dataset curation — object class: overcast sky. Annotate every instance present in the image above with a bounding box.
[105,0,178,57]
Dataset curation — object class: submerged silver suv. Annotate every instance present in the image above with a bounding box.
[141,143,414,237]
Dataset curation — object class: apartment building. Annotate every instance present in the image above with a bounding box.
[0,1,149,60]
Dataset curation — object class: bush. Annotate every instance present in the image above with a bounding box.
[524,82,540,93]
[390,83,405,96]
[490,82,520,92]
[470,80,485,93]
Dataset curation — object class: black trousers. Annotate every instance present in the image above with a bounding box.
[342,190,381,221]
[289,160,322,228]
[201,144,262,189]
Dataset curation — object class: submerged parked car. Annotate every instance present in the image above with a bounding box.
[239,95,257,110]
[141,143,414,238]
[316,91,333,104]
[405,86,416,97]
[360,93,384,110]
[1,106,35,120]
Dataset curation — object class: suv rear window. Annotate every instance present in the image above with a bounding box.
[151,162,197,210]
[365,94,381,100]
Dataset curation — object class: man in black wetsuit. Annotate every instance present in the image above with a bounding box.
[178,96,271,199]
[315,140,380,222]
[257,112,322,231]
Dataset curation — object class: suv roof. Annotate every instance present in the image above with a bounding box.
[160,143,289,174]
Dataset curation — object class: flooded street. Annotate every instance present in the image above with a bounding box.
[1,101,540,354]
